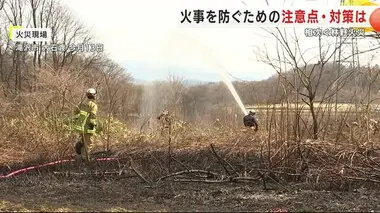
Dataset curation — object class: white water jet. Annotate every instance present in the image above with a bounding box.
[165,30,248,115]
[216,64,248,115]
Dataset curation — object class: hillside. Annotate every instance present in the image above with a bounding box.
[230,63,380,105]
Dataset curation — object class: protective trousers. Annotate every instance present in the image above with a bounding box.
[80,133,94,163]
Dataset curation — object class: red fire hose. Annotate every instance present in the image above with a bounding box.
[0,157,120,179]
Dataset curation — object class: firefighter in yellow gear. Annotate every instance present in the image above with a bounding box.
[73,88,98,163]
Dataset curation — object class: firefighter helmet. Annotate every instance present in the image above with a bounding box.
[86,88,97,99]
[86,88,96,95]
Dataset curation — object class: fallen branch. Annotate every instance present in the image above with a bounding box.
[171,156,192,171]
[118,164,127,176]
[155,169,221,182]
[255,169,303,177]
[53,171,137,178]
[213,144,239,176]
[173,179,230,183]
[130,157,151,184]
[232,176,261,182]
[173,176,261,183]
[209,144,239,176]
[342,175,380,184]
[223,156,240,176]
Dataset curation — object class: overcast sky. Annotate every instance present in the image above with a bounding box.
[60,0,380,82]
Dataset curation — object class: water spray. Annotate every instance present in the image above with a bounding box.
[169,31,248,115]
[216,64,248,115]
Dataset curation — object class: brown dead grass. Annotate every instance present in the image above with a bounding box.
[2,109,380,192]
[3,113,380,211]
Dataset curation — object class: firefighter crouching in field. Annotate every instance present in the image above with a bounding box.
[73,88,98,163]
[157,110,171,136]
[213,118,222,129]
[243,111,258,131]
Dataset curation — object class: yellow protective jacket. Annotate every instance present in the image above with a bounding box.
[73,100,98,134]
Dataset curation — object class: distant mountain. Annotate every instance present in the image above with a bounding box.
[184,79,209,85]
[132,77,209,86]
[133,78,149,85]
[125,61,222,82]
[123,60,272,83]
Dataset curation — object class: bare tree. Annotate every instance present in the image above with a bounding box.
[100,60,132,151]
[0,0,5,10]
[2,0,31,94]
[167,73,186,118]
[256,28,358,139]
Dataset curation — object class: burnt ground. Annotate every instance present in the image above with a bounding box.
[1,174,380,212]
[2,148,380,212]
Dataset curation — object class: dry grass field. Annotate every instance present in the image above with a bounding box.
[2,108,380,211]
